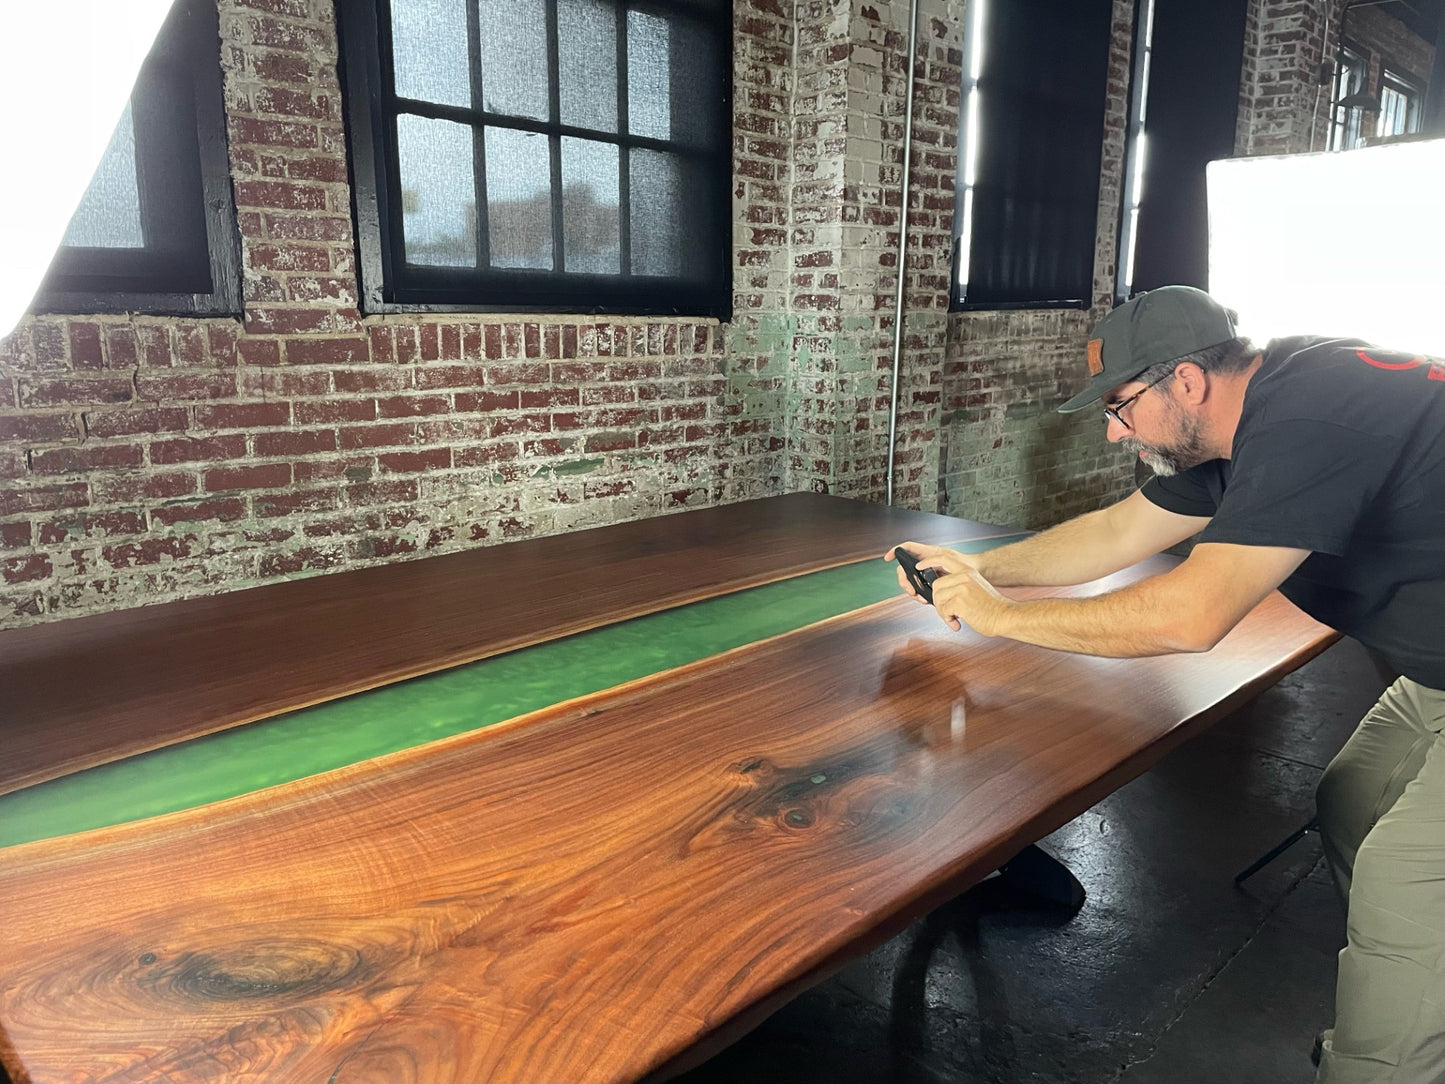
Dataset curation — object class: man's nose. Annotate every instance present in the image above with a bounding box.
[1105,414,1130,443]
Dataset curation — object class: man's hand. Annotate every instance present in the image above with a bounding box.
[885,542,983,601]
[928,564,1011,635]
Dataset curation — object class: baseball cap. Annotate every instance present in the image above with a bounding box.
[1057,286,1237,414]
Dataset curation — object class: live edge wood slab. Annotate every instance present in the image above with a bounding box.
[0,508,1334,1082]
[0,493,1000,796]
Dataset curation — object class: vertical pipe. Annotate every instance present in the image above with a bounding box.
[885,0,921,506]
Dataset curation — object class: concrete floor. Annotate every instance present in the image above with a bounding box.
[673,637,1398,1084]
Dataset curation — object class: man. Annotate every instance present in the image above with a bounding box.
[890,285,1444,1083]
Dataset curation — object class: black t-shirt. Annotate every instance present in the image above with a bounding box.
[1141,335,1445,689]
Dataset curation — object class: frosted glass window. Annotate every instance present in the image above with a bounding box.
[479,0,548,120]
[630,149,685,277]
[627,11,670,140]
[561,137,619,273]
[62,102,144,249]
[391,0,471,107]
[558,0,617,133]
[397,115,477,267]
[486,128,553,269]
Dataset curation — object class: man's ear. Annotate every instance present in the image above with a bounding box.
[1172,362,1209,405]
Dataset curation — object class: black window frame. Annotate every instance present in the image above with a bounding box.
[32,0,242,318]
[950,0,1113,312]
[337,0,733,318]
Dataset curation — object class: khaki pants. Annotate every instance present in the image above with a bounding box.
[1315,676,1445,1084]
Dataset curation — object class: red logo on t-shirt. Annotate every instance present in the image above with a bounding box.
[1355,349,1445,381]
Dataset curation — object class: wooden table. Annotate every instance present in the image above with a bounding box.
[0,495,1335,1083]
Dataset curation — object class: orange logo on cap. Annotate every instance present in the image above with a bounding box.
[1086,339,1104,376]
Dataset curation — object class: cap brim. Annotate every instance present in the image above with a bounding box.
[1057,374,1120,414]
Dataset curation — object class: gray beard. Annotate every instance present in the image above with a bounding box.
[1123,407,1210,478]
[1124,438,1185,477]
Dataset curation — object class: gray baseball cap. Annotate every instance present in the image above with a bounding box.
[1057,286,1237,414]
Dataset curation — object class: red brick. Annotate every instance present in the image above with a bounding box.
[3,554,51,585]
[286,337,369,366]
[103,536,193,568]
[455,390,519,412]
[353,534,418,559]
[346,480,418,504]
[86,407,190,437]
[378,448,451,473]
[244,306,337,335]
[413,365,486,390]
[259,545,344,577]
[205,463,292,491]
[136,326,172,367]
[69,323,104,370]
[194,402,292,429]
[0,413,80,442]
[253,429,337,456]
[284,156,349,183]
[377,395,449,418]
[295,399,376,424]
[0,522,32,548]
[254,489,341,517]
[419,324,439,361]
[339,423,413,450]
[246,15,333,54]
[93,472,197,502]
[151,434,247,464]
[18,376,133,409]
[234,180,328,211]
[150,498,247,526]
[37,510,147,543]
[252,51,315,83]
[30,444,144,474]
[263,214,353,242]
[238,339,284,366]
[248,242,331,272]
[135,371,238,400]
[585,431,637,453]
[522,388,580,409]
[232,117,320,149]
[106,327,140,368]
[0,483,89,517]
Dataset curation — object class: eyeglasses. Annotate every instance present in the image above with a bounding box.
[1102,371,1172,428]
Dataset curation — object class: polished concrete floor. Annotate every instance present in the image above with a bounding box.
[673,637,1398,1084]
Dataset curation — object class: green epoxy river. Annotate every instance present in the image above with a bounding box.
[0,537,1020,849]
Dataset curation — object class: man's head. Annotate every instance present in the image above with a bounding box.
[1058,286,1238,415]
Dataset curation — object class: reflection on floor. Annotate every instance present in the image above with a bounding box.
[673,638,1396,1084]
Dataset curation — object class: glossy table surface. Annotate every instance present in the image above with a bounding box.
[0,495,1336,1084]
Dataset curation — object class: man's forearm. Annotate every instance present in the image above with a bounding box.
[975,507,1132,587]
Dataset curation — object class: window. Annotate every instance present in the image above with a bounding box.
[1329,44,1370,152]
[1377,70,1421,139]
[1116,0,1248,300]
[952,0,1113,310]
[338,0,732,317]
[34,0,241,316]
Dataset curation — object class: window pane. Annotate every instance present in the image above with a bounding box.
[63,101,144,249]
[397,114,477,267]
[486,127,553,269]
[629,14,718,146]
[627,10,670,139]
[560,137,619,273]
[558,0,617,132]
[629,149,684,276]
[479,0,548,121]
[391,0,471,107]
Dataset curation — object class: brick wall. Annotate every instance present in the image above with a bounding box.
[11,0,1336,628]
[1237,0,1436,156]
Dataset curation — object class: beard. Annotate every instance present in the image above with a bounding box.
[1123,402,1211,477]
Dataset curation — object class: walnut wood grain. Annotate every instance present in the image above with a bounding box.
[0,558,1335,1084]
[0,494,1000,796]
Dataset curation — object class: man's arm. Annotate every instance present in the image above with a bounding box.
[929,541,1311,657]
[891,489,1210,591]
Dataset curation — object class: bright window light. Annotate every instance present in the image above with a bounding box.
[1207,139,1445,358]
[0,1,174,339]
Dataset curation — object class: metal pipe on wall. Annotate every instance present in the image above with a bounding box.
[885,0,921,506]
